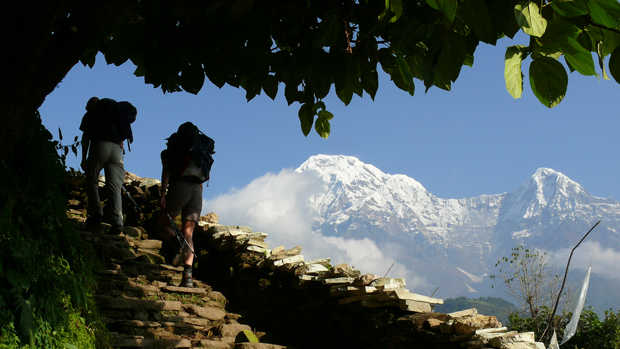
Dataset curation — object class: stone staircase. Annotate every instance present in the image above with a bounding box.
[73,221,284,349]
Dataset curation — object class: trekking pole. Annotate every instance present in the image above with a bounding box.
[121,185,143,214]
[163,207,198,260]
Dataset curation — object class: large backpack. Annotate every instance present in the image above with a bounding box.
[166,122,215,184]
[96,98,137,150]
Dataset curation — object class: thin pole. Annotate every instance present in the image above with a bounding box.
[540,220,601,342]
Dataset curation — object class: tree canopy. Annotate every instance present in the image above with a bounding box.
[3,0,620,157]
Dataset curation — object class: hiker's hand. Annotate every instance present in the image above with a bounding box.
[159,196,166,209]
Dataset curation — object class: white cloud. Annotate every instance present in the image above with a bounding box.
[203,168,427,290]
[545,241,620,282]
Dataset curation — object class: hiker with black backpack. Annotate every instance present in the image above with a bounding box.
[80,96,137,235]
[156,121,214,288]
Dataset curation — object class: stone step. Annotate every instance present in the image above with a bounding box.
[113,336,191,349]
[96,295,182,311]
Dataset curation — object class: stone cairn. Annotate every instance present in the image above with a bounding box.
[64,172,547,349]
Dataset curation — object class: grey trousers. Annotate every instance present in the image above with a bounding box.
[84,141,125,228]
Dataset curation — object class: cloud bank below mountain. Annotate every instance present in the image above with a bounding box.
[203,168,427,290]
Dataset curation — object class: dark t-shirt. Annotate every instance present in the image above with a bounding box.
[79,111,97,135]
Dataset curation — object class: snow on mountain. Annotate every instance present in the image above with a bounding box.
[295,154,620,306]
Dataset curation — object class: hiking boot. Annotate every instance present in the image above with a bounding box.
[108,225,123,235]
[180,271,193,288]
[86,216,102,228]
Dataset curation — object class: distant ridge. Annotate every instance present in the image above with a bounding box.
[296,154,620,313]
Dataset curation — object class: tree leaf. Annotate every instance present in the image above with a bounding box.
[505,46,527,99]
[313,12,341,49]
[401,22,435,53]
[587,0,620,28]
[458,0,495,44]
[514,1,547,37]
[180,63,205,95]
[230,0,254,19]
[361,60,379,100]
[388,0,404,22]
[550,0,589,18]
[558,37,596,76]
[435,30,467,82]
[263,75,278,100]
[529,55,568,108]
[315,117,331,139]
[596,41,610,80]
[318,109,334,121]
[425,0,458,21]
[608,44,620,84]
[298,103,314,136]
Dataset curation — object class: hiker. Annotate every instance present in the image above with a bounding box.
[80,96,137,235]
[157,121,214,288]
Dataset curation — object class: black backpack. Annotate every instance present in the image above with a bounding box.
[96,98,137,150]
[166,122,215,184]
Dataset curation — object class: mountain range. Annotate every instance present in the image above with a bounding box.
[295,154,620,314]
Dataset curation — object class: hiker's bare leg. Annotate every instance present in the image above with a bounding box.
[182,220,195,266]
[156,211,176,242]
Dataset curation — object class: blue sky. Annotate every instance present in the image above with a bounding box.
[40,38,620,203]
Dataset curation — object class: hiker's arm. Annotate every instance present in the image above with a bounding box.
[159,161,171,208]
[81,132,90,171]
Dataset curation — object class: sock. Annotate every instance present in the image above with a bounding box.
[183,265,192,276]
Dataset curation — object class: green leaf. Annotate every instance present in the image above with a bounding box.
[361,60,379,100]
[230,0,254,18]
[298,103,314,136]
[65,344,79,349]
[315,117,331,139]
[514,1,547,37]
[458,0,495,44]
[313,12,341,49]
[318,109,334,121]
[58,127,63,141]
[7,270,31,290]
[558,37,596,76]
[263,75,278,100]
[550,0,589,17]
[597,41,610,80]
[505,46,527,99]
[608,44,620,84]
[529,55,568,108]
[241,330,259,343]
[490,0,520,38]
[587,0,620,28]
[399,21,432,52]
[388,0,404,22]
[425,0,458,21]
[541,20,580,42]
[396,52,413,90]
[180,63,205,95]
[434,30,467,82]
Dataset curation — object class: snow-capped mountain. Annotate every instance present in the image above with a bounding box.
[295,155,620,309]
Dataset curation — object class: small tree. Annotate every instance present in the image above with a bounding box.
[489,244,569,338]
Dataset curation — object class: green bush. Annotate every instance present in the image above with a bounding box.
[508,307,620,349]
[0,112,109,348]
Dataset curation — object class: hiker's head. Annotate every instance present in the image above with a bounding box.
[86,97,99,111]
[177,122,199,147]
